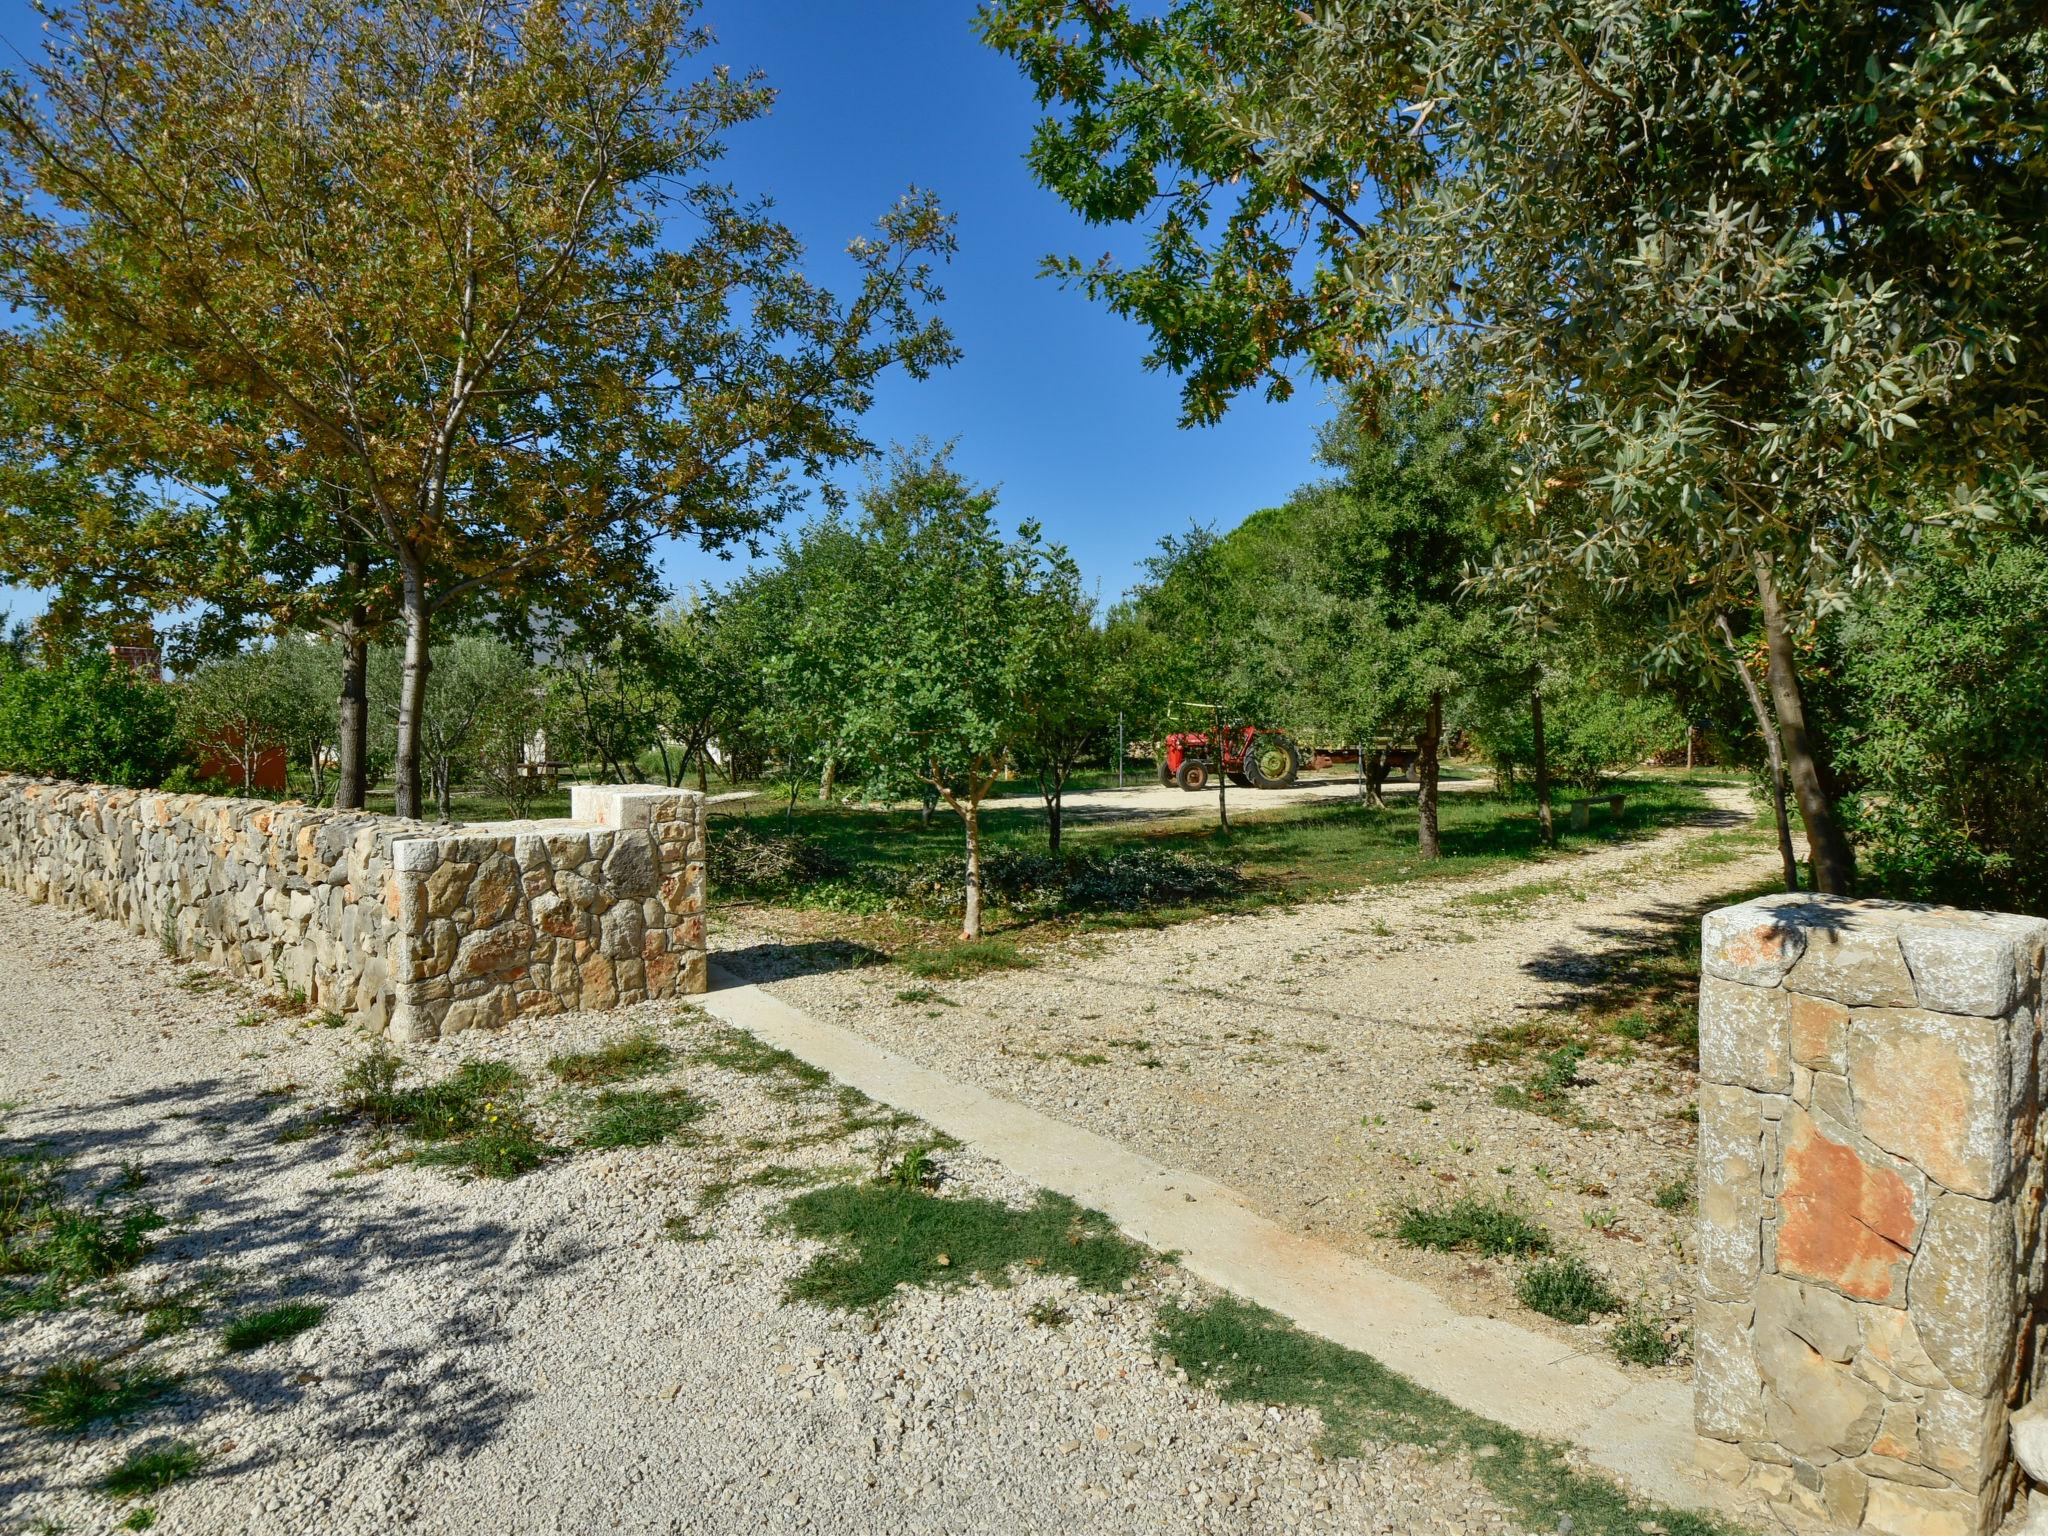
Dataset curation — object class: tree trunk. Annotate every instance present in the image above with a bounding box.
[392,558,431,820]
[334,621,369,810]
[308,746,327,806]
[435,758,453,822]
[1044,775,1064,854]
[819,756,837,802]
[1718,611,1801,893]
[1356,743,1366,802]
[1212,720,1229,833]
[1417,692,1444,859]
[962,804,983,939]
[1753,560,1853,893]
[1531,687,1554,847]
[1366,749,1390,810]
[696,746,709,795]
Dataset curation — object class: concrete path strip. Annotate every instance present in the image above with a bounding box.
[700,963,1720,1515]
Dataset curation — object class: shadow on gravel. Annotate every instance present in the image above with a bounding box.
[1518,876,1780,1017]
[713,938,890,983]
[0,1071,571,1509]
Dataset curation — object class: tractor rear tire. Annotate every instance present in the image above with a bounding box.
[1176,759,1209,792]
[1158,762,1174,786]
[1246,734,1301,789]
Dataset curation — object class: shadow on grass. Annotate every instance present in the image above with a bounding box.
[0,1071,583,1511]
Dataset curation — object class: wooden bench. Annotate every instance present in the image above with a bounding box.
[1566,793,1628,831]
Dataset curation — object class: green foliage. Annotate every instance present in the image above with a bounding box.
[1831,545,2048,914]
[1610,1313,1676,1368]
[1494,1045,1589,1118]
[776,1183,1148,1311]
[888,846,1243,916]
[1653,1178,1694,1214]
[897,938,1035,980]
[175,642,335,796]
[13,1358,176,1433]
[1394,1197,1551,1258]
[1517,1257,1622,1326]
[219,1301,326,1352]
[0,652,179,786]
[547,1033,675,1087]
[0,1152,165,1315]
[578,1088,709,1149]
[1156,1297,1738,1536]
[1476,668,1686,793]
[101,1442,206,1499]
[122,1508,157,1530]
[684,1029,832,1097]
[333,1050,552,1180]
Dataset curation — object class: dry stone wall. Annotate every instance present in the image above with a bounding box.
[0,776,706,1040]
[1695,892,2048,1536]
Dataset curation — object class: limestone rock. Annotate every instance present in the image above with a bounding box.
[1700,976,1793,1092]
[1704,902,1810,985]
[1777,1105,1919,1304]
[1910,1195,2016,1399]
[1852,1007,2012,1198]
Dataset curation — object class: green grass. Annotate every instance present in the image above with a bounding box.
[894,987,954,1005]
[13,1358,177,1433]
[1516,1256,1622,1324]
[1610,1312,1677,1367]
[547,1032,675,1086]
[101,1442,206,1498]
[578,1088,711,1149]
[714,772,1720,933]
[1653,1176,1693,1212]
[685,1029,831,1097]
[776,1182,1150,1311]
[0,1153,166,1315]
[897,938,1035,980]
[1157,1297,1739,1536]
[1394,1197,1552,1258]
[1492,1044,1589,1119]
[220,1300,326,1352]
[122,1510,157,1530]
[334,1050,554,1179]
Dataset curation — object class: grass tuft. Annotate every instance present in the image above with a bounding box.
[547,1032,674,1086]
[1157,1296,1738,1536]
[1394,1197,1551,1258]
[685,1029,830,1097]
[1653,1176,1693,1212]
[220,1300,326,1352]
[334,1050,554,1179]
[1516,1256,1622,1324]
[14,1358,177,1433]
[777,1183,1148,1311]
[1610,1311,1677,1367]
[0,1153,165,1316]
[101,1441,206,1499]
[578,1089,710,1149]
[896,938,1035,980]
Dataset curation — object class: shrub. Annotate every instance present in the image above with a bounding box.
[706,827,846,892]
[1474,665,1685,793]
[0,652,181,786]
[1827,543,2048,915]
[890,846,1242,916]
[1609,1312,1676,1367]
[1516,1256,1621,1324]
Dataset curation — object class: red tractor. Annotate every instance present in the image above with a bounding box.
[1160,726,1302,791]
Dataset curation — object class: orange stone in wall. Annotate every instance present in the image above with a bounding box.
[1779,1108,1919,1302]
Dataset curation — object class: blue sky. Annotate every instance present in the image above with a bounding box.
[0,0,1337,623]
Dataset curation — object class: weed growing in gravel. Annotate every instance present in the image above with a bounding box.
[685,1029,835,1104]
[1157,1297,1739,1536]
[662,1214,707,1242]
[14,1358,178,1433]
[101,1441,207,1498]
[1394,1197,1551,1258]
[121,1510,156,1530]
[1026,1299,1070,1327]
[896,938,1035,981]
[0,1153,166,1315]
[894,986,955,1005]
[1492,1044,1587,1119]
[140,1297,205,1339]
[1609,1311,1676,1367]
[777,1184,1148,1311]
[882,1141,946,1192]
[334,1051,555,1179]
[548,1033,675,1086]
[1516,1256,1621,1324]
[579,1089,710,1149]
[220,1300,326,1352]
[1653,1176,1693,1212]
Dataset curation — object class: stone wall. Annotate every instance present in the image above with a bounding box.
[0,776,707,1040]
[1694,892,2048,1536]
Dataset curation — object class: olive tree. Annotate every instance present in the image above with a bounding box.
[981,0,2048,892]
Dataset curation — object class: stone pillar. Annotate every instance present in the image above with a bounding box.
[1694,893,2048,1535]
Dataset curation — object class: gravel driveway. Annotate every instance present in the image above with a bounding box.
[0,890,1534,1536]
[718,785,1776,1365]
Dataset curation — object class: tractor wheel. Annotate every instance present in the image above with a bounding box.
[1176,759,1210,792]
[1227,771,1251,788]
[1158,761,1174,786]
[1246,733,1301,789]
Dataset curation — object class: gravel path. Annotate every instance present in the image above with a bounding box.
[718,785,1776,1369]
[0,890,1538,1536]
